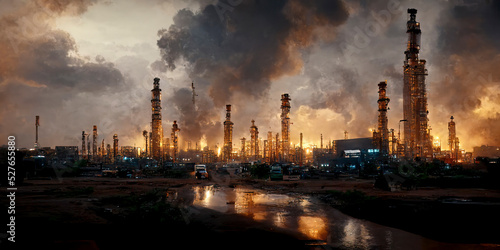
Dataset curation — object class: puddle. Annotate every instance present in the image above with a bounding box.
[168,185,489,249]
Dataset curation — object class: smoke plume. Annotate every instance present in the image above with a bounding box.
[157,0,349,147]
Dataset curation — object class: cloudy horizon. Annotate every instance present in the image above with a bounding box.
[1,0,499,152]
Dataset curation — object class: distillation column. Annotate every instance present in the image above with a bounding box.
[151,77,164,162]
[223,105,234,163]
[250,120,259,161]
[448,116,459,161]
[92,125,98,161]
[171,121,180,163]
[113,134,118,161]
[299,132,303,167]
[267,131,273,163]
[375,80,390,155]
[82,131,87,159]
[35,115,40,148]
[403,8,432,159]
[281,94,291,162]
[143,130,148,158]
[241,137,246,160]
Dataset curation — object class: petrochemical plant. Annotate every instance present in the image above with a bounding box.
[19,9,498,174]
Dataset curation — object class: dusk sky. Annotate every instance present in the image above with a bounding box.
[1,0,499,152]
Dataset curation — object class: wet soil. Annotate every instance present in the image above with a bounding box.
[1,174,500,249]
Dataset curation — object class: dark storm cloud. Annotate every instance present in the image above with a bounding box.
[0,0,134,148]
[157,0,349,105]
[157,0,349,145]
[429,0,500,147]
[19,30,123,91]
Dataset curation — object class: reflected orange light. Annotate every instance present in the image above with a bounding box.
[298,216,328,240]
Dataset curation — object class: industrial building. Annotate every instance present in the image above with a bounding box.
[55,146,79,163]
[473,145,500,159]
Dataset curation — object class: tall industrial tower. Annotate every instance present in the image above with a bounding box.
[223,105,234,162]
[448,116,459,160]
[35,115,40,148]
[240,137,246,159]
[113,134,118,160]
[267,131,273,163]
[81,131,87,159]
[151,77,164,162]
[403,9,432,159]
[299,132,303,167]
[281,94,291,162]
[171,121,180,163]
[92,125,98,160]
[373,81,390,155]
[142,130,148,157]
[250,120,259,160]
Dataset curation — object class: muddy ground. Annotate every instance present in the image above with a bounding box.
[1,172,500,249]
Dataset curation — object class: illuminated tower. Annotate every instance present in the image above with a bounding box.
[281,94,291,162]
[171,121,180,163]
[92,125,98,160]
[223,105,234,162]
[86,134,91,159]
[267,131,273,163]
[143,130,148,158]
[403,8,432,159]
[106,144,111,162]
[35,115,40,148]
[374,81,390,155]
[448,116,459,160]
[151,77,164,162]
[101,139,105,160]
[275,133,280,162]
[250,120,259,160]
[113,134,118,160]
[241,137,246,159]
[299,132,303,167]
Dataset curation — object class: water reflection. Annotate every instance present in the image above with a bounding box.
[298,216,328,240]
[342,219,373,249]
[187,185,328,240]
[170,185,477,249]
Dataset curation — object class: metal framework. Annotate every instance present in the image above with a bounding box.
[403,8,433,159]
[250,120,259,160]
[281,94,291,162]
[81,131,87,159]
[171,120,180,163]
[223,105,234,162]
[35,116,40,148]
[448,116,459,160]
[142,130,148,157]
[373,81,390,155]
[113,134,118,160]
[151,77,163,161]
[92,125,98,160]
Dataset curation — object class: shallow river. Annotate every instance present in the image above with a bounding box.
[168,185,493,249]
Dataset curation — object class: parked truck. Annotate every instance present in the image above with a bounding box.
[194,164,209,179]
[269,165,283,181]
